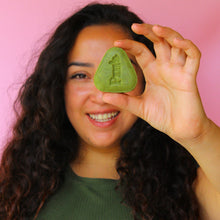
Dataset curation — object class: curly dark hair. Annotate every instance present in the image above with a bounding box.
[0,2,199,220]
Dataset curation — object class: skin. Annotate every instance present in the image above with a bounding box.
[65,24,144,179]
[65,23,220,219]
[103,23,220,219]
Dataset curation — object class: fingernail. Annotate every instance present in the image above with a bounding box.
[114,40,122,46]
[153,24,162,29]
[131,23,142,28]
[175,37,183,41]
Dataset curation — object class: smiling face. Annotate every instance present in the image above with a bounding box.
[64,24,144,151]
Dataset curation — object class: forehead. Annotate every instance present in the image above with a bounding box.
[76,24,131,44]
[68,24,132,62]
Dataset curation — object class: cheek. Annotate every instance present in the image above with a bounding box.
[64,84,86,114]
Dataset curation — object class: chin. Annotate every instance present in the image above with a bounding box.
[81,135,121,150]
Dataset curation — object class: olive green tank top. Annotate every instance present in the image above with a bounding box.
[36,166,134,220]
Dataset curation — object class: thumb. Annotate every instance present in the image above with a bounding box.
[102,93,143,118]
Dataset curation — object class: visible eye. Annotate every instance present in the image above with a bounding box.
[70,73,88,79]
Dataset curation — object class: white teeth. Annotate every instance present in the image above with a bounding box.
[88,112,119,122]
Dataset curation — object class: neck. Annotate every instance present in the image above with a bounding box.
[70,142,120,180]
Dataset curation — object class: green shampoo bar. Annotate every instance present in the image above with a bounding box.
[94,47,137,93]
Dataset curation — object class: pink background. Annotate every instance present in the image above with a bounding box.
[1,0,220,153]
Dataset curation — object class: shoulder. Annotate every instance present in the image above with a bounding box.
[193,167,220,220]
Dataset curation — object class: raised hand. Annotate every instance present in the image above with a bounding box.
[103,23,210,143]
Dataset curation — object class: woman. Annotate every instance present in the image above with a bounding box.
[0,3,220,220]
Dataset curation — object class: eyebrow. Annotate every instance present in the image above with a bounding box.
[67,59,137,68]
[67,62,94,68]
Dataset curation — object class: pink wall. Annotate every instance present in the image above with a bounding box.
[1,0,220,151]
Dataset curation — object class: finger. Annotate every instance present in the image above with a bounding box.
[170,47,186,66]
[154,39,171,62]
[152,25,184,47]
[114,39,155,71]
[131,23,161,43]
[102,92,143,119]
[173,38,201,75]
[152,25,188,65]
[132,23,171,61]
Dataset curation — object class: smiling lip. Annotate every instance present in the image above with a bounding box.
[86,111,120,128]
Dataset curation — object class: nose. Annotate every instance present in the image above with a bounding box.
[89,82,106,104]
